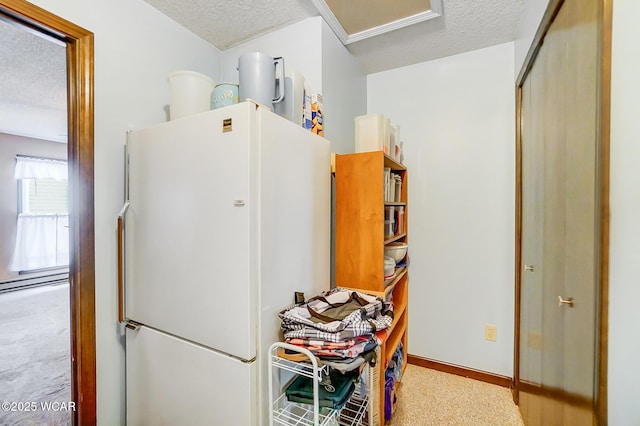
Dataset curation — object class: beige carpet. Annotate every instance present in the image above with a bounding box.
[0,283,71,426]
[388,364,524,426]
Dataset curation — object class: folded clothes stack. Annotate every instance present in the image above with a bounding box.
[279,288,394,372]
[279,288,393,410]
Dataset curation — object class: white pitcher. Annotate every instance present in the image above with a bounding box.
[238,52,285,109]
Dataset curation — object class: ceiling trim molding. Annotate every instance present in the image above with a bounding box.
[312,0,443,45]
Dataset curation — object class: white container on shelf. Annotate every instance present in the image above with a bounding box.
[355,113,386,153]
[383,118,391,155]
[394,175,402,202]
[384,256,396,278]
[385,206,395,222]
[392,125,401,160]
[384,219,395,238]
[384,167,391,201]
[389,126,396,160]
[396,206,405,234]
[169,70,215,120]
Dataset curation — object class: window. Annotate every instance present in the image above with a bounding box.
[20,177,69,215]
[10,156,69,272]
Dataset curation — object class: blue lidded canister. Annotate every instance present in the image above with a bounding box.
[210,83,239,110]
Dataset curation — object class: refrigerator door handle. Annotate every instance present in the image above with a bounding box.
[118,200,130,323]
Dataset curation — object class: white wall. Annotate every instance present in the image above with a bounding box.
[367,42,516,377]
[321,20,366,154]
[514,0,549,78]
[25,0,222,424]
[608,0,640,423]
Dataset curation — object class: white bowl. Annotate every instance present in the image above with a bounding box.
[385,242,408,263]
[384,256,396,278]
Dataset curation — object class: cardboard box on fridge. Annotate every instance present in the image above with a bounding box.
[311,93,323,136]
[304,90,312,130]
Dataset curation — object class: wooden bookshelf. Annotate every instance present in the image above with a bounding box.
[334,150,409,422]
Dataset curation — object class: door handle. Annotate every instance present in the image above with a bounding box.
[558,296,574,308]
[117,201,130,323]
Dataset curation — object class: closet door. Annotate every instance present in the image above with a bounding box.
[557,0,598,410]
[518,0,600,424]
[519,51,545,395]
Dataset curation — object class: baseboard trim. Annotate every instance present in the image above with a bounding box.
[407,354,513,388]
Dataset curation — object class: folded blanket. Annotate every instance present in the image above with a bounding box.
[287,336,369,349]
[280,288,393,342]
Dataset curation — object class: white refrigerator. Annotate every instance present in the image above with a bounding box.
[118,101,330,425]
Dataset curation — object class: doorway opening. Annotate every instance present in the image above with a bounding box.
[0,1,95,424]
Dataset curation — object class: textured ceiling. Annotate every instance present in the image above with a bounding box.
[0,0,525,143]
[0,18,67,143]
[144,0,319,49]
[144,0,526,73]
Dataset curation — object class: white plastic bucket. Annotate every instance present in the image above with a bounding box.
[169,71,215,120]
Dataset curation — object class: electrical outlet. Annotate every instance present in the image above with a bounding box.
[485,324,497,342]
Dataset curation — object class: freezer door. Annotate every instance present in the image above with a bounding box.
[126,102,258,360]
[253,107,331,424]
[127,326,257,426]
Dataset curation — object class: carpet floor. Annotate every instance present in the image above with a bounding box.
[0,283,71,426]
[388,363,524,426]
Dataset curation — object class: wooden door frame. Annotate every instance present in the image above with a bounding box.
[512,0,612,423]
[0,1,96,424]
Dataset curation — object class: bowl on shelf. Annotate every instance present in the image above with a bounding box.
[385,242,408,263]
[384,256,396,279]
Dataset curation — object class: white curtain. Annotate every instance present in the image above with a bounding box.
[14,156,67,180]
[9,156,69,272]
[9,214,69,271]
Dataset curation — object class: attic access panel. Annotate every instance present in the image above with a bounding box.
[312,0,443,44]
